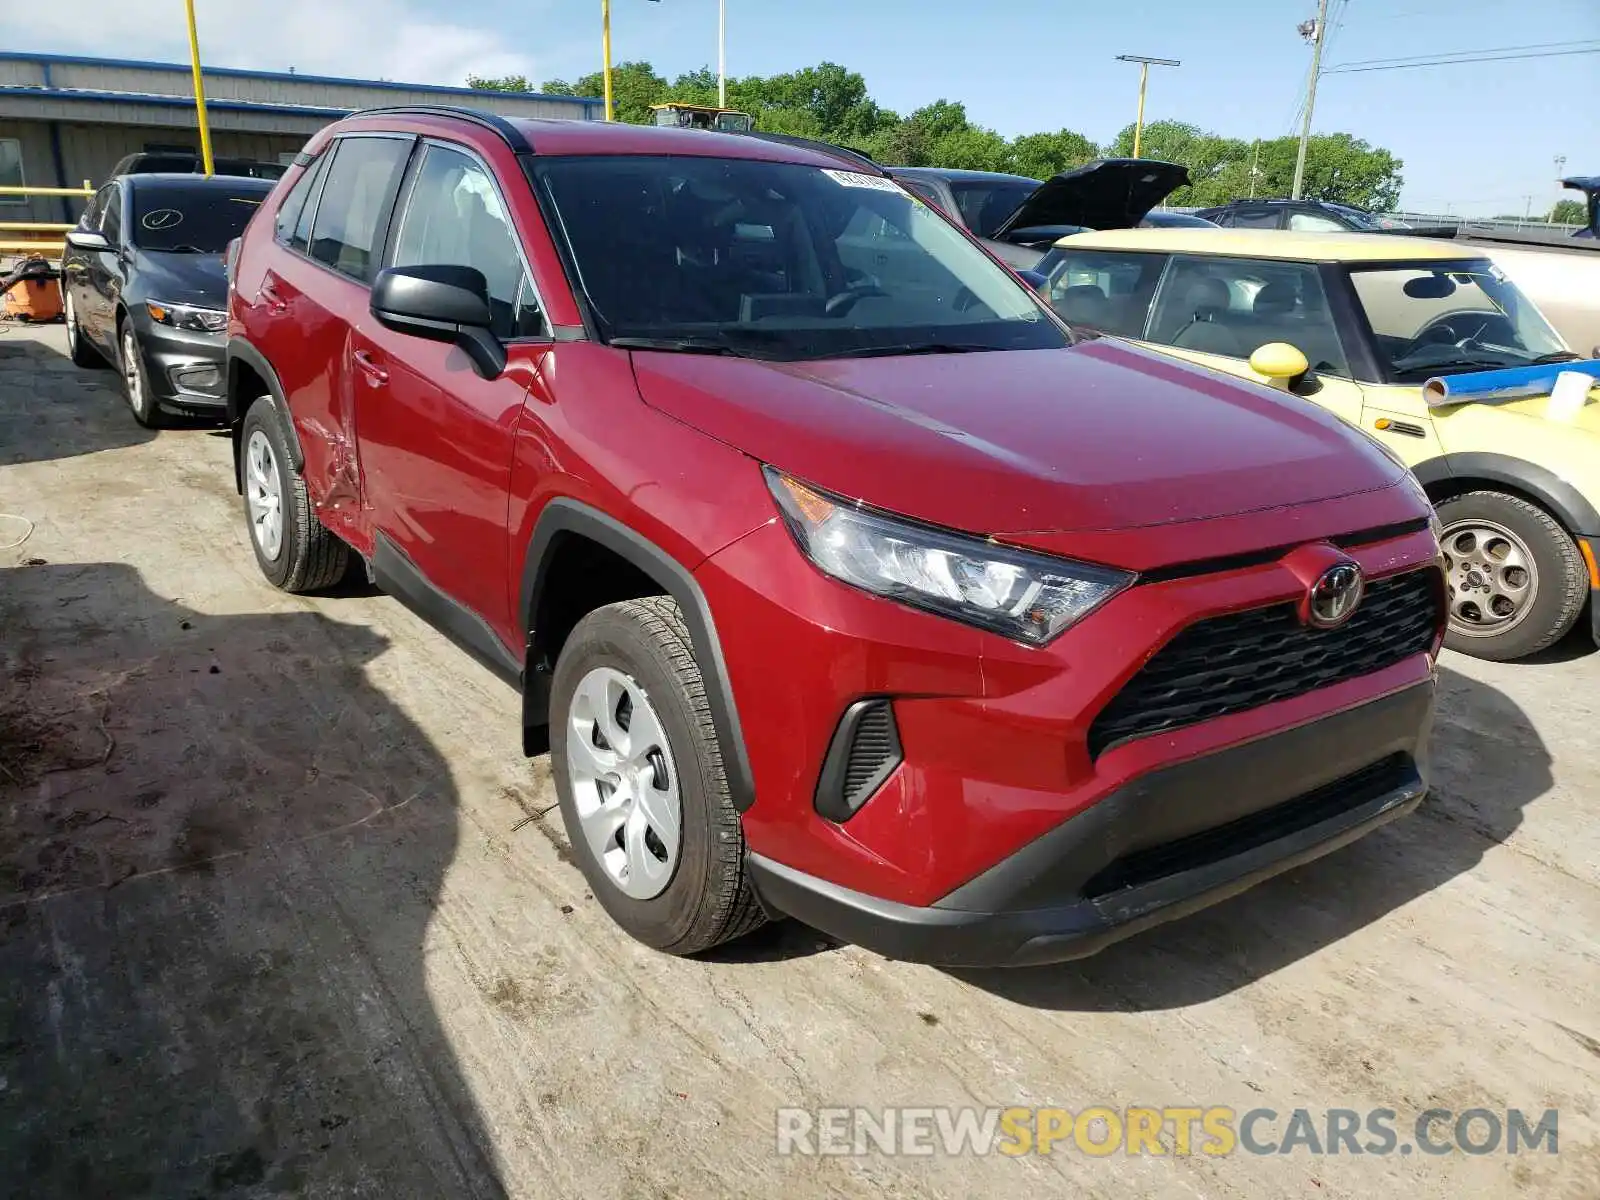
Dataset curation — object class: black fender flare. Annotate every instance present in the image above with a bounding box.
[520,499,757,813]
[226,338,305,479]
[1412,452,1600,538]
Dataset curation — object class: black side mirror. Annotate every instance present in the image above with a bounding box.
[370,264,506,379]
[65,229,111,253]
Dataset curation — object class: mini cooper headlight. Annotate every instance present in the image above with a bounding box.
[766,468,1133,645]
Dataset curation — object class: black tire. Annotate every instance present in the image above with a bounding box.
[63,289,104,369]
[117,318,163,429]
[239,397,349,593]
[550,596,765,956]
[1437,489,1586,662]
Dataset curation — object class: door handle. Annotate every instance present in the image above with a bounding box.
[258,279,288,314]
[353,349,388,387]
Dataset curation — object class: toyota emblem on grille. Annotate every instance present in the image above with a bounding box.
[1305,562,1365,629]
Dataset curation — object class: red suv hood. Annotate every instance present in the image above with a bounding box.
[633,337,1405,541]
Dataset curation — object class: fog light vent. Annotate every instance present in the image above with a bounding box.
[815,698,903,823]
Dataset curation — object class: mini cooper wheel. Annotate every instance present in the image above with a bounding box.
[64,290,103,368]
[550,597,764,955]
[239,398,349,593]
[119,322,162,428]
[1436,490,1586,661]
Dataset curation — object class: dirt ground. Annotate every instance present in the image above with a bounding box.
[1,321,1596,1199]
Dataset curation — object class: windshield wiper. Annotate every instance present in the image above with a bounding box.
[1392,354,1515,378]
[608,336,754,357]
[817,342,997,360]
[1529,351,1583,365]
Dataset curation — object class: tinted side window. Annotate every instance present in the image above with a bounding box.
[390,143,545,340]
[308,137,411,282]
[80,185,109,231]
[1037,248,1169,337]
[100,186,123,245]
[274,154,324,245]
[290,154,329,254]
[1228,207,1283,229]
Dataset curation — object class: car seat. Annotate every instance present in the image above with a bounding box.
[1169,276,1245,356]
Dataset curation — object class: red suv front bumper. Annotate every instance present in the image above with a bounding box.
[698,517,1444,967]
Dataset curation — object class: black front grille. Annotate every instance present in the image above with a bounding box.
[1087,569,1441,758]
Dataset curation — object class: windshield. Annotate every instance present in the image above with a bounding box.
[1348,261,1567,381]
[534,155,1066,360]
[1328,204,1382,230]
[130,184,269,253]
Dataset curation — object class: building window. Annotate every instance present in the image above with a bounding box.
[0,138,24,205]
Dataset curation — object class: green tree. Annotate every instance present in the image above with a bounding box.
[1007,130,1098,180]
[467,74,533,92]
[467,60,1405,206]
[1551,198,1585,224]
[515,62,669,124]
[1249,133,1403,210]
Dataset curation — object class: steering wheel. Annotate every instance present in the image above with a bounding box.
[823,284,889,317]
[1400,314,1494,359]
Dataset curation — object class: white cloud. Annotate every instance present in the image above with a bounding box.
[10,0,542,88]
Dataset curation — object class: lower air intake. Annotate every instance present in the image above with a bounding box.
[815,698,903,823]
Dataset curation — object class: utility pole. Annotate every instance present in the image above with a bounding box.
[718,0,727,108]
[600,0,661,122]
[183,0,215,175]
[1553,154,1567,220]
[601,0,615,121]
[1291,0,1329,200]
[1115,55,1181,159]
[1249,140,1260,198]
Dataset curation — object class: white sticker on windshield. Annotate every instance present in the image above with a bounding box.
[821,169,903,194]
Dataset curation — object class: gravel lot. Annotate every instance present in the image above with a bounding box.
[1,322,1596,1198]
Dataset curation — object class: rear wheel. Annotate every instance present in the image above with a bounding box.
[550,597,764,955]
[240,398,349,593]
[63,290,103,368]
[1436,489,1586,661]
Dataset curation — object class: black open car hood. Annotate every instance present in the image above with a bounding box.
[992,158,1190,239]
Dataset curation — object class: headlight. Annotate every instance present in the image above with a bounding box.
[145,300,226,333]
[765,468,1133,645]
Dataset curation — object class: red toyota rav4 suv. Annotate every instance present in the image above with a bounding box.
[225,107,1445,967]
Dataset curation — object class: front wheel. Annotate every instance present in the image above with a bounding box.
[1436,490,1587,661]
[239,398,349,593]
[550,597,765,956]
[119,322,162,428]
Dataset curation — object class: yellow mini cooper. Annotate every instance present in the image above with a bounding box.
[1029,228,1600,661]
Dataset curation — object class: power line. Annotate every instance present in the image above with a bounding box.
[1325,45,1600,73]
[1331,39,1592,67]
[1324,41,1600,72]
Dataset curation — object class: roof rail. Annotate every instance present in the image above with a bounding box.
[346,105,535,154]
[738,131,882,174]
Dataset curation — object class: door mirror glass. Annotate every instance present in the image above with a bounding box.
[66,229,111,252]
[371,264,505,379]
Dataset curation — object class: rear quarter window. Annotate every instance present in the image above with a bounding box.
[307,136,411,282]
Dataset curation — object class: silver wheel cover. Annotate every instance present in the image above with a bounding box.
[566,666,682,900]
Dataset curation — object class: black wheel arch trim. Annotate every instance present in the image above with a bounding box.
[1413,452,1600,538]
[520,499,757,813]
[226,338,306,478]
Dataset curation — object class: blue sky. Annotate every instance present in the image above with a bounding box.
[15,0,1600,215]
